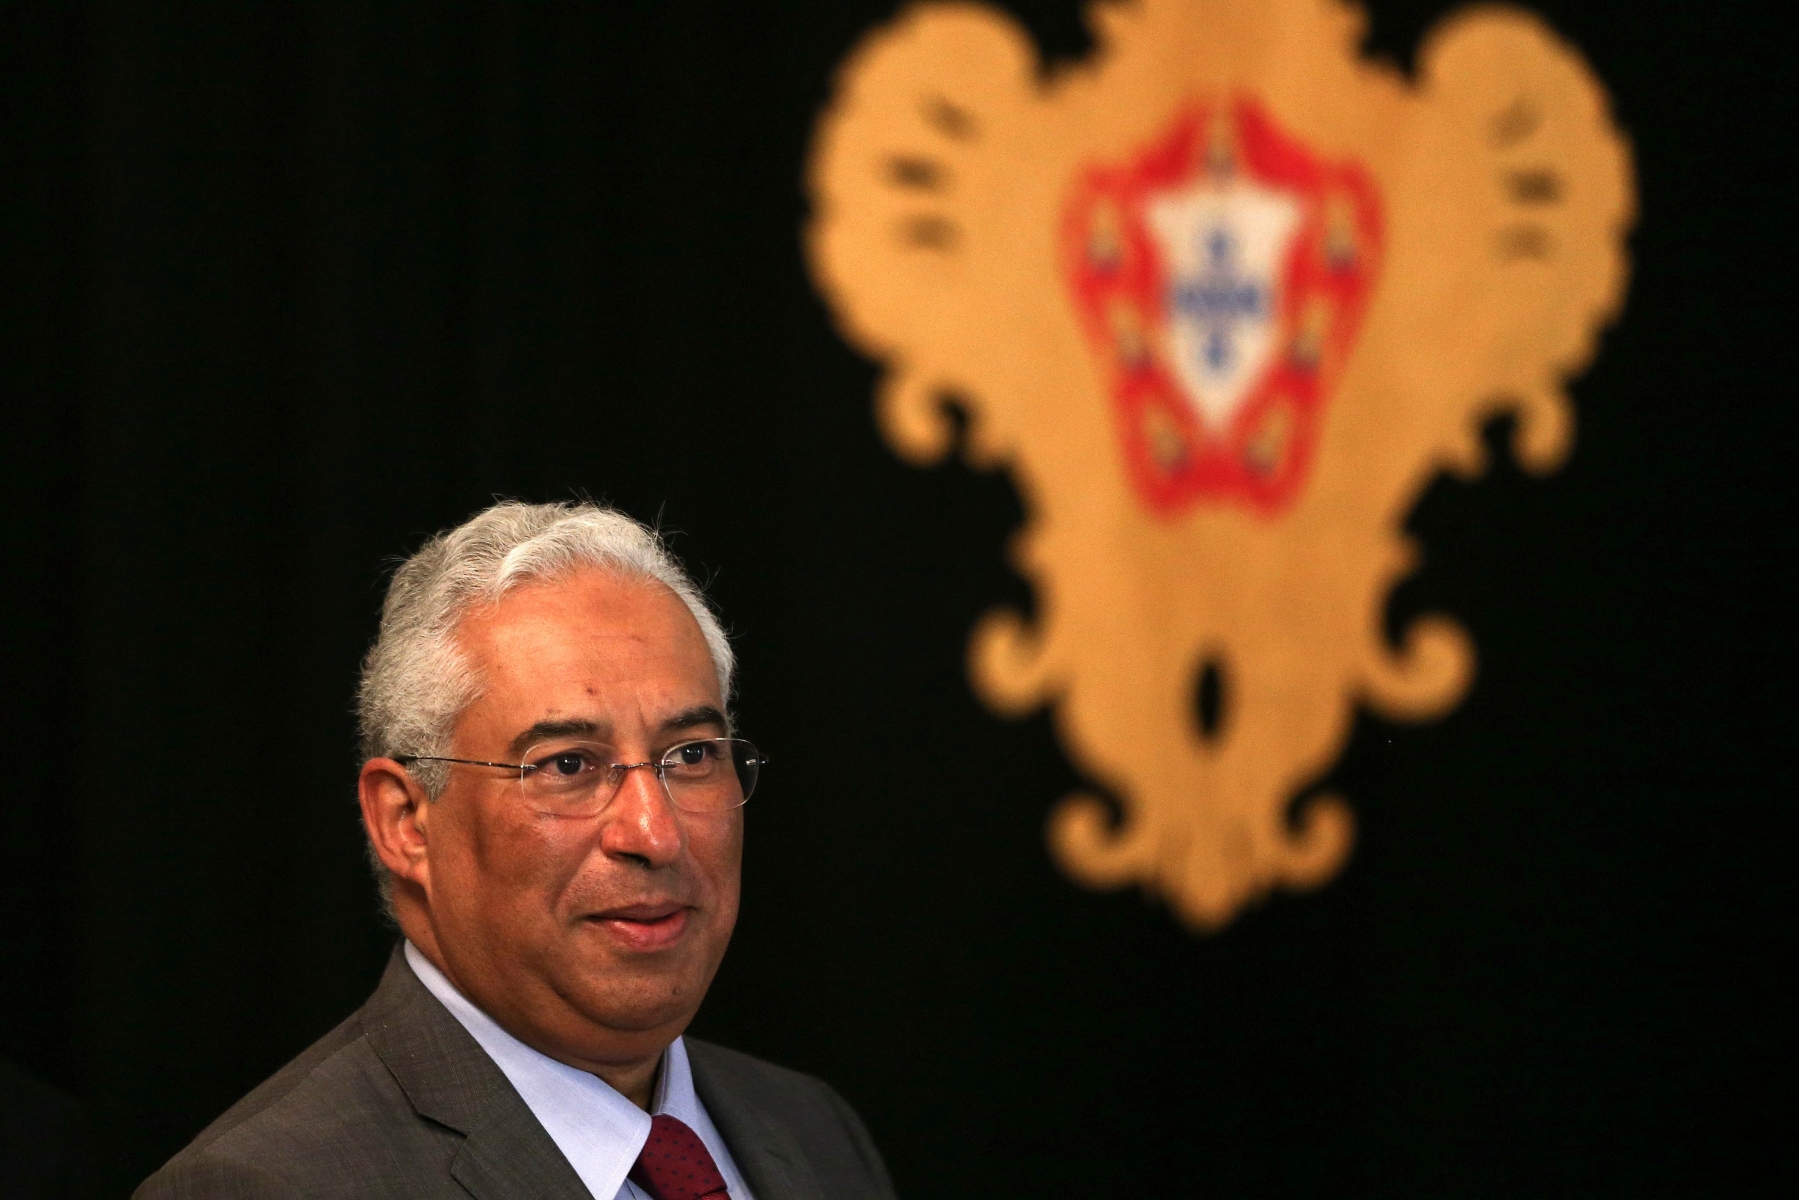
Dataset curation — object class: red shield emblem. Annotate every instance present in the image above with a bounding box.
[1064,98,1383,516]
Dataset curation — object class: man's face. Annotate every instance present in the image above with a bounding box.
[413,569,741,1070]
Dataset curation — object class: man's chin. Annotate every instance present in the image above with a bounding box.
[567,980,701,1038]
[556,942,711,1031]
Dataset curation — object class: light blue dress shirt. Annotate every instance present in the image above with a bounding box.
[405,942,755,1200]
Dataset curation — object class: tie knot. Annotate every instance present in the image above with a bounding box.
[629,1114,730,1200]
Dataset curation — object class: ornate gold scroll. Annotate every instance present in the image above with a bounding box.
[805,0,1633,929]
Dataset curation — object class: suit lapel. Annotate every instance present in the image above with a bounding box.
[689,1044,829,1200]
[360,945,592,1200]
[449,1100,595,1200]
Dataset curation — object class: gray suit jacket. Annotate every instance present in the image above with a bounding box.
[136,948,896,1200]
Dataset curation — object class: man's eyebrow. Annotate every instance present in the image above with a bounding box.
[507,718,605,759]
[663,705,729,734]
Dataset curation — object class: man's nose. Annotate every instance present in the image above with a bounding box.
[599,763,685,868]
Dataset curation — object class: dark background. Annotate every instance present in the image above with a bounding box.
[0,1,1790,1196]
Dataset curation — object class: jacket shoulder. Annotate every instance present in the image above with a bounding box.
[685,1039,897,1200]
[135,1012,457,1199]
[179,1010,371,1160]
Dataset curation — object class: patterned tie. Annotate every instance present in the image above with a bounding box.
[629,1114,731,1200]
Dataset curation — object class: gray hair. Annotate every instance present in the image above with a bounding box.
[357,501,733,913]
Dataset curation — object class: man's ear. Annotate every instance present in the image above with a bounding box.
[360,759,434,893]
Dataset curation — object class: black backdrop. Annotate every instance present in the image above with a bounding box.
[0,1,1790,1196]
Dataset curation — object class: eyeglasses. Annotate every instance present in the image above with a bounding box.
[395,737,765,817]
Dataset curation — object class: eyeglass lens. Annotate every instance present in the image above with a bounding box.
[517,738,760,815]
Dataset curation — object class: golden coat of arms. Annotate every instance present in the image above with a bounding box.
[805,0,1634,929]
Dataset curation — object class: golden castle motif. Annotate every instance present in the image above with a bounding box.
[806,0,1634,929]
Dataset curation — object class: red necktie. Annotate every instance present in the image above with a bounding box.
[629,1114,730,1200]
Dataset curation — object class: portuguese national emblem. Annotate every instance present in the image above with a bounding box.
[806,0,1634,928]
[1065,98,1382,514]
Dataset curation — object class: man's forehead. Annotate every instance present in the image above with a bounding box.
[451,568,724,734]
[465,571,709,658]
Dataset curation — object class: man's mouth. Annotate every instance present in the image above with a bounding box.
[585,902,691,951]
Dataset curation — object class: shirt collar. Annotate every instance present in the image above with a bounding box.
[405,941,653,1200]
[403,942,753,1200]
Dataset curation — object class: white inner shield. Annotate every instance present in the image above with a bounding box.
[1147,179,1303,431]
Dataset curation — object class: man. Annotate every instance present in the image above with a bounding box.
[138,502,896,1200]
